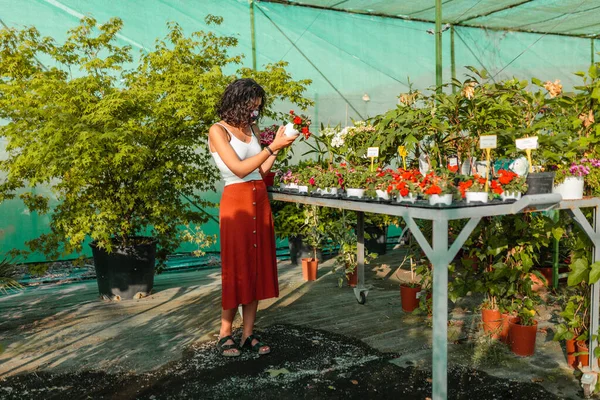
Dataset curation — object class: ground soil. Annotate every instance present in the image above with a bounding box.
[0,324,565,400]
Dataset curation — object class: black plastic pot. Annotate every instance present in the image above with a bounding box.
[288,235,322,266]
[90,237,157,300]
[525,172,555,195]
[365,225,388,256]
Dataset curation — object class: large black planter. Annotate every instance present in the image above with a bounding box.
[90,237,157,300]
[365,225,388,256]
[288,235,322,266]
[525,172,555,195]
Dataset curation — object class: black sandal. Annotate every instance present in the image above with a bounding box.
[241,334,271,355]
[217,335,241,357]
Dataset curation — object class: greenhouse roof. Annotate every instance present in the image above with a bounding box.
[261,0,600,38]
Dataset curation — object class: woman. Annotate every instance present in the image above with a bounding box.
[208,78,297,357]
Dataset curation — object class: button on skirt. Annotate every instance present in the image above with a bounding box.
[219,180,279,310]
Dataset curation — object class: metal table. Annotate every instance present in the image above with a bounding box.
[270,190,600,399]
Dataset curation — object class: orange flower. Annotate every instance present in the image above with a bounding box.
[400,188,409,197]
[425,185,442,195]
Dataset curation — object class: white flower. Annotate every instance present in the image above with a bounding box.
[331,133,345,148]
[321,127,338,137]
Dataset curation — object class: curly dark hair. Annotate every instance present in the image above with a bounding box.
[217,78,266,128]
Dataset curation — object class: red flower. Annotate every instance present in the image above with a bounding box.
[493,186,503,195]
[448,165,458,173]
[290,110,295,115]
[309,177,315,186]
[387,184,393,193]
[498,175,512,185]
[400,188,409,197]
[293,116,302,125]
[425,185,442,195]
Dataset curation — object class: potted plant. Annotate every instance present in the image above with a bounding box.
[390,169,421,203]
[508,298,539,357]
[300,205,326,281]
[400,257,422,312]
[372,168,394,200]
[343,165,371,199]
[552,161,590,200]
[0,17,312,299]
[420,171,457,206]
[285,109,312,138]
[313,165,343,196]
[554,293,588,368]
[493,169,528,201]
[457,174,490,204]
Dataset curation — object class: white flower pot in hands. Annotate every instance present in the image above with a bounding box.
[375,189,390,200]
[552,176,584,200]
[284,122,300,137]
[346,188,365,198]
[465,192,488,204]
[428,194,453,206]
[501,192,522,201]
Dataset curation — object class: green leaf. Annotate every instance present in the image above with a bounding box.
[589,262,600,284]
[552,227,564,241]
[568,258,589,287]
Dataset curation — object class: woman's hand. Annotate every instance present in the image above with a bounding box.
[270,125,298,152]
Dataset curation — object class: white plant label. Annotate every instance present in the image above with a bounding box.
[515,136,538,150]
[479,135,497,149]
[367,147,379,158]
[448,156,458,167]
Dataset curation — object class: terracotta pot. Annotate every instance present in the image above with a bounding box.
[566,338,577,369]
[263,172,276,187]
[346,269,357,287]
[537,267,553,286]
[400,284,421,312]
[509,317,538,357]
[577,340,589,367]
[481,308,502,339]
[301,258,318,281]
[529,272,548,292]
[500,313,511,343]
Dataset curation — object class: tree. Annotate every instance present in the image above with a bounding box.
[0,15,312,266]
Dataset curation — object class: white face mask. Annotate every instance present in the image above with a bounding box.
[250,109,260,121]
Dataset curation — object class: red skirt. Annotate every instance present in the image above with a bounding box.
[219,180,279,310]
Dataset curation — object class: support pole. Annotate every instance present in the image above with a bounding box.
[357,211,365,288]
[451,25,456,93]
[592,38,595,66]
[432,218,449,400]
[435,0,443,94]
[591,206,600,371]
[249,0,257,70]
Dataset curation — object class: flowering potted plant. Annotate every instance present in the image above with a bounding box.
[276,167,299,190]
[342,165,372,199]
[493,169,528,201]
[419,171,457,206]
[389,169,421,203]
[552,160,590,200]
[296,165,316,194]
[457,174,490,204]
[285,110,312,138]
[372,168,394,200]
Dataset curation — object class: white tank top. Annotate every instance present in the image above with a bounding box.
[209,123,263,186]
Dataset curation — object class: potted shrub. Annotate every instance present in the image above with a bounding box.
[0,17,312,299]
